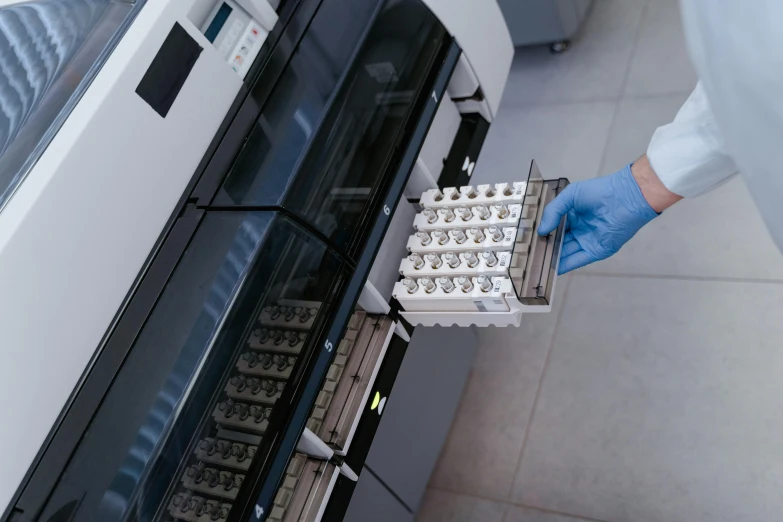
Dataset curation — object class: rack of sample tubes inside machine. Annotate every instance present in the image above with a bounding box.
[393,161,569,326]
[163,300,396,522]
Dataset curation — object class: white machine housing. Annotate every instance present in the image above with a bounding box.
[0,0,513,514]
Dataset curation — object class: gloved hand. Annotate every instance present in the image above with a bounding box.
[537,163,658,274]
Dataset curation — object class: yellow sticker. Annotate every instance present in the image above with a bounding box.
[370,391,381,410]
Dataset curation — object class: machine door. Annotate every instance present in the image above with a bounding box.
[34,211,345,522]
[207,0,449,259]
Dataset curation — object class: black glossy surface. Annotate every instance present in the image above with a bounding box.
[37,212,343,522]
[242,37,462,522]
[213,0,447,258]
[136,23,202,118]
[322,334,410,521]
[438,113,491,190]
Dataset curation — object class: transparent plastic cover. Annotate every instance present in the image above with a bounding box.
[0,0,141,211]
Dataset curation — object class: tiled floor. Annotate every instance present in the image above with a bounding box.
[417,1,783,521]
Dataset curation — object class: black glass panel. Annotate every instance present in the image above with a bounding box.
[39,212,344,522]
[215,0,447,256]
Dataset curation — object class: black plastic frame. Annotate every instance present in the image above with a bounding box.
[436,113,491,192]
[234,39,461,522]
[320,334,410,521]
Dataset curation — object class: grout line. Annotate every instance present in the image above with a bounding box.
[500,96,623,110]
[505,501,615,522]
[505,275,574,500]
[593,0,651,177]
[620,89,695,102]
[428,485,614,522]
[499,89,695,112]
[572,270,783,285]
[427,484,506,504]
[619,0,652,97]
[592,96,623,178]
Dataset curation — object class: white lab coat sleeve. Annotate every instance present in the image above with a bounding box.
[646,82,738,198]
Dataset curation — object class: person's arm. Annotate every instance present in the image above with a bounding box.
[539,82,738,274]
[630,154,682,213]
[647,81,738,198]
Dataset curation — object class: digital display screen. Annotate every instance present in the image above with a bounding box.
[204,3,233,43]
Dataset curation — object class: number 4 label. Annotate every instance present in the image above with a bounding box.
[256,505,264,519]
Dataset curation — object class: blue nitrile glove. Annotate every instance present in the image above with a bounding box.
[537,164,658,275]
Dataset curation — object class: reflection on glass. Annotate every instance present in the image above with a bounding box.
[0,0,139,210]
[39,213,343,522]
[217,0,447,256]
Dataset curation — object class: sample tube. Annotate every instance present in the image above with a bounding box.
[450,189,461,200]
[470,226,485,243]
[433,189,444,201]
[266,305,281,320]
[433,229,450,245]
[444,252,461,268]
[257,329,270,343]
[457,206,473,221]
[439,207,456,223]
[297,307,313,323]
[420,277,437,293]
[464,185,478,199]
[402,277,418,294]
[426,253,443,269]
[438,277,456,293]
[477,275,493,293]
[503,183,514,196]
[409,253,425,270]
[451,229,468,244]
[457,276,474,293]
[493,204,510,219]
[487,225,503,242]
[482,251,499,267]
[485,185,497,198]
[416,231,432,246]
[284,307,296,322]
[475,205,491,220]
[422,208,438,223]
[464,251,480,268]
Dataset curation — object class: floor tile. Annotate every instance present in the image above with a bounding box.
[583,94,783,280]
[598,93,688,175]
[428,277,571,499]
[624,0,698,97]
[504,505,598,522]
[502,0,645,105]
[416,489,505,522]
[473,102,616,186]
[512,275,783,522]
